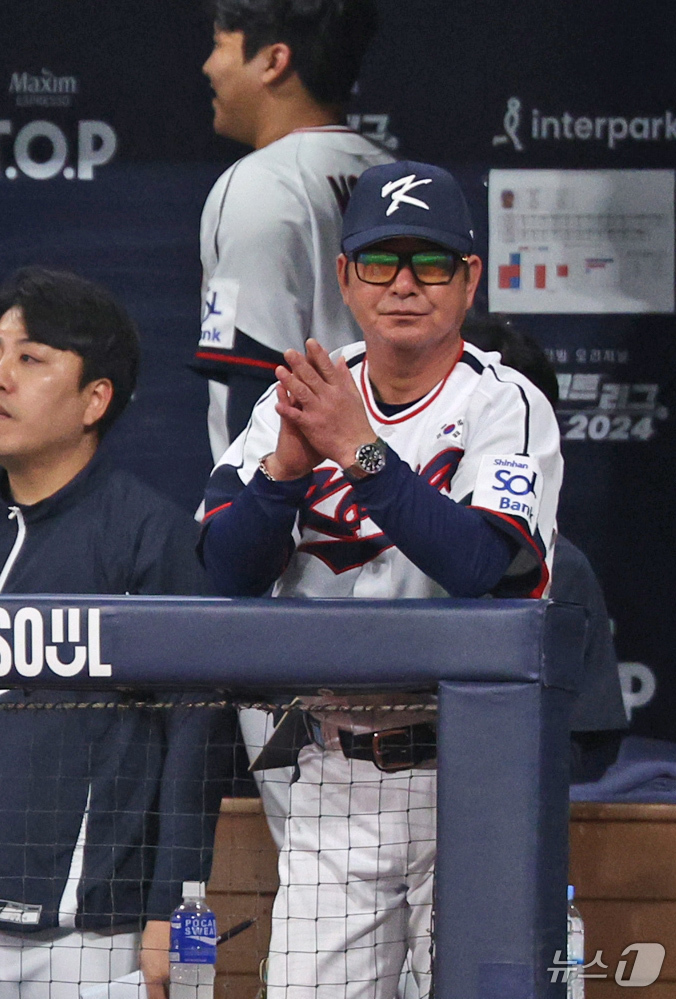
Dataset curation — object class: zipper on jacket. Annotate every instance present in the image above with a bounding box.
[0,507,91,929]
[0,506,26,593]
[0,508,25,696]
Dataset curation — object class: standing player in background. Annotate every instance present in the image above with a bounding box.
[193,0,395,460]
[193,0,394,843]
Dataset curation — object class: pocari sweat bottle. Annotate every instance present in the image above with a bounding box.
[566,885,585,999]
[169,881,217,999]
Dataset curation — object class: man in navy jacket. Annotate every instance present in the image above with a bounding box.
[0,267,232,999]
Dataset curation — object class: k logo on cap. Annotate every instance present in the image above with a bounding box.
[341,160,474,257]
[381,175,432,216]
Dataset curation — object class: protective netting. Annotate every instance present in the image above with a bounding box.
[240,701,437,999]
[0,692,235,999]
[0,692,438,999]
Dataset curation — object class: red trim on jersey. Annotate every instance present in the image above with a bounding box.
[290,126,357,134]
[194,353,278,371]
[471,506,543,555]
[297,537,394,574]
[304,484,364,538]
[529,564,550,599]
[304,465,344,498]
[417,448,464,489]
[470,505,548,595]
[203,500,233,522]
[360,342,465,425]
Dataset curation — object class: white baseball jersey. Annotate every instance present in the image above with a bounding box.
[195,127,395,460]
[206,340,563,999]
[208,339,563,599]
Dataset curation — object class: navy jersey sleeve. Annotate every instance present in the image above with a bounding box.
[445,356,562,597]
[201,465,311,596]
[348,447,517,597]
[202,449,514,599]
[191,328,283,387]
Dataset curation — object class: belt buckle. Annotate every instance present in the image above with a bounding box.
[372,728,414,773]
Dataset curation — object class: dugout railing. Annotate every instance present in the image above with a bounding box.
[0,595,584,999]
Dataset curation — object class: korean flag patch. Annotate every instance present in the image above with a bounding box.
[472,454,542,534]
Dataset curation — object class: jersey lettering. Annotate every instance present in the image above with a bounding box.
[416,448,463,491]
[297,449,464,574]
[327,174,359,214]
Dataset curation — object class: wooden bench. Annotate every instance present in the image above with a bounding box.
[570,802,676,998]
[207,798,278,999]
[207,799,676,999]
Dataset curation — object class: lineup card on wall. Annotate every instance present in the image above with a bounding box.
[488,170,674,314]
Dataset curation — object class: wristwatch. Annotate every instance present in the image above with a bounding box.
[343,438,387,481]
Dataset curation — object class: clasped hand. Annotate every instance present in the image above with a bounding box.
[265,339,376,481]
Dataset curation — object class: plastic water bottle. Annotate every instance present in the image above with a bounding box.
[567,885,585,999]
[169,881,217,999]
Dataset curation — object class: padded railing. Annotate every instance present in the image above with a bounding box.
[0,595,584,999]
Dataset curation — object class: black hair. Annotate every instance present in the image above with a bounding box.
[461,313,559,408]
[0,266,140,436]
[210,0,378,106]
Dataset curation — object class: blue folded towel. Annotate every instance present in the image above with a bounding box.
[571,736,676,802]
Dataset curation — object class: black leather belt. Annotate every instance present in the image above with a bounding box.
[338,723,436,773]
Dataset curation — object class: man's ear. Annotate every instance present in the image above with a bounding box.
[260,42,293,85]
[464,255,483,310]
[82,378,114,430]
[337,254,350,303]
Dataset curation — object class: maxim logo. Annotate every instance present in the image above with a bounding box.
[0,607,111,678]
[493,96,676,152]
[9,68,78,108]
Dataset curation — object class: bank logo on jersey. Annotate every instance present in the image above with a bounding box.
[199,278,238,349]
[381,175,432,216]
[204,292,221,319]
[297,449,463,573]
[472,454,542,531]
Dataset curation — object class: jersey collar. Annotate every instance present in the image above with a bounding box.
[360,341,465,426]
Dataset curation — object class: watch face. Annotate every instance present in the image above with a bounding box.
[356,440,386,474]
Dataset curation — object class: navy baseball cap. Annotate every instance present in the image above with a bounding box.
[342,160,474,256]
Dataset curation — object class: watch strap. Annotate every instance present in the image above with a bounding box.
[343,438,387,481]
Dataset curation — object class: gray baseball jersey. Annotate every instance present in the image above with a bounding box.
[194,126,394,460]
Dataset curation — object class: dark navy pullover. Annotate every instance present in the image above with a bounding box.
[0,452,233,932]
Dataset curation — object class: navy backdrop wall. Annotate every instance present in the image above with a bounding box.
[1,1,674,737]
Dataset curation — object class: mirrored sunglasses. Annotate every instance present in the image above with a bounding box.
[352,249,468,285]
